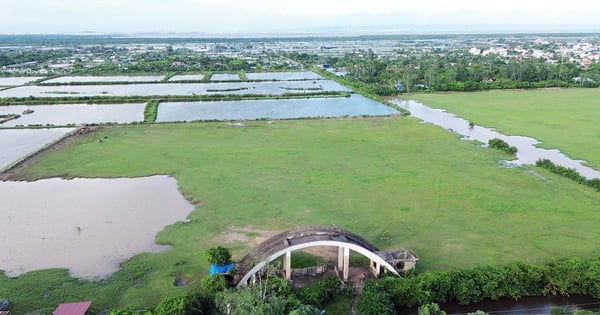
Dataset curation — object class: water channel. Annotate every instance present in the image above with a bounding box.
[402,295,600,314]
[392,99,600,179]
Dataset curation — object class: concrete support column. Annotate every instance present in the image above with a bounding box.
[337,246,344,271]
[343,246,350,281]
[370,260,380,277]
[284,251,292,280]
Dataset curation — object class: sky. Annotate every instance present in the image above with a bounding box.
[2,0,600,34]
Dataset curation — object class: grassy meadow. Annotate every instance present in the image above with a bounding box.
[2,116,600,313]
[410,88,600,169]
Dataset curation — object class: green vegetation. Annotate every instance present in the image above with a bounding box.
[359,257,600,311]
[143,99,159,123]
[487,138,517,155]
[205,247,232,266]
[410,89,600,169]
[536,159,600,191]
[2,117,600,313]
[307,49,599,94]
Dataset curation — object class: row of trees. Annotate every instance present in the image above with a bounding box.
[308,50,600,94]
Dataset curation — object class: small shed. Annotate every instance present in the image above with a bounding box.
[0,311,11,315]
[53,301,92,315]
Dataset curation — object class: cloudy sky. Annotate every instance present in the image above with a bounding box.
[2,0,600,34]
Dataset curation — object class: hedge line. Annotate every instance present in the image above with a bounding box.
[536,159,600,191]
[358,257,600,314]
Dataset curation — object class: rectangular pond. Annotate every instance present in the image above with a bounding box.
[168,74,205,81]
[210,73,241,81]
[0,80,351,98]
[156,94,398,121]
[0,77,43,86]
[0,128,74,170]
[41,75,166,84]
[0,103,145,127]
[246,71,323,81]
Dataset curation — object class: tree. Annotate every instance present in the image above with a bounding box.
[206,246,232,265]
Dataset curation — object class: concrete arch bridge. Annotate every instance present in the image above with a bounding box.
[234,226,418,287]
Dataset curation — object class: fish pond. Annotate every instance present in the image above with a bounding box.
[41,75,166,84]
[245,71,323,81]
[0,128,74,170]
[0,80,350,98]
[0,77,43,86]
[0,103,145,127]
[156,94,398,121]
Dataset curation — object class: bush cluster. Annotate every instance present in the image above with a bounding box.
[488,138,518,155]
[536,159,600,191]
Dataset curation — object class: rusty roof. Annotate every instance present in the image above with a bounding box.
[53,301,92,315]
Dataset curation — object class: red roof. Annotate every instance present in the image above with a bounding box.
[53,301,92,315]
[0,311,11,315]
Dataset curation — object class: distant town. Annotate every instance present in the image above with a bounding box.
[1,34,598,76]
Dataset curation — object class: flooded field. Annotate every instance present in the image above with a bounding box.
[394,99,600,179]
[0,80,351,98]
[168,74,205,81]
[156,94,398,121]
[0,103,145,127]
[210,73,240,81]
[245,71,323,81]
[41,75,165,84]
[0,77,43,86]
[0,128,74,170]
[0,175,195,279]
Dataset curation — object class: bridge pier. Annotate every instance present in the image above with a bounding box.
[284,251,292,280]
[337,246,350,281]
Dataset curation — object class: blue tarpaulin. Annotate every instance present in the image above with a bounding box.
[209,263,235,275]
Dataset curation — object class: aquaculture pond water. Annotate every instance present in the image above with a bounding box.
[0,77,43,86]
[393,99,600,179]
[210,73,241,81]
[0,103,145,127]
[0,175,195,279]
[245,71,323,81]
[0,128,74,170]
[0,80,350,98]
[168,74,205,81]
[156,94,399,121]
[42,75,166,84]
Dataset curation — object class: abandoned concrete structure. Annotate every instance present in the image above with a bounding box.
[235,226,418,287]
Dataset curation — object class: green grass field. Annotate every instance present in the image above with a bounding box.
[409,88,600,169]
[2,117,600,313]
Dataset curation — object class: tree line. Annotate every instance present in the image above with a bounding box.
[300,49,600,95]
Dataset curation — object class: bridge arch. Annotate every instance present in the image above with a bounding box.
[234,226,418,287]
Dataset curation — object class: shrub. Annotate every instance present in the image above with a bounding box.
[206,246,232,265]
[201,274,228,295]
[488,138,517,155]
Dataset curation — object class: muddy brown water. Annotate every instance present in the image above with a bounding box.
[0,175,195,279]
[393,99,600,179]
